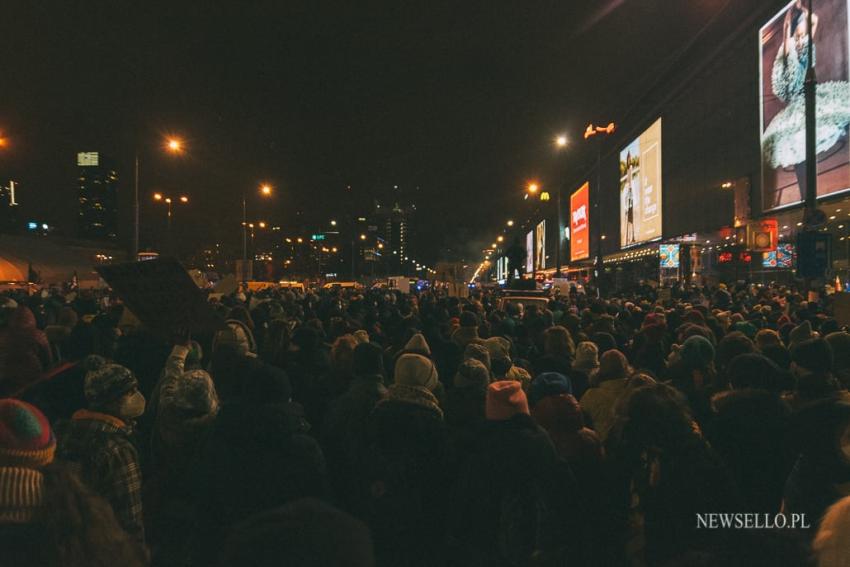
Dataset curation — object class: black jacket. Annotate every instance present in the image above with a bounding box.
[448,414,580,567]
[363,399,449,567]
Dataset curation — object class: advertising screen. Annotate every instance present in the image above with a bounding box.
[570,182,590,261]
[763,243,796,268]
[526,231,534,273]
[620,118,663,248]
[535,221,546,271]
[760,0,850,211]
[659,244,680,268]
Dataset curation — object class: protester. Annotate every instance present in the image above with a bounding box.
[55,360,146,544]
[580,349,631,441]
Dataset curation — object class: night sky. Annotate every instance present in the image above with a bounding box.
[1,0,745,263]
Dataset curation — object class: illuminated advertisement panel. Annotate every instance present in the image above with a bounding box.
[760,0,850,210]
[570,182,590,261]
[620,118,662,248]
[535,221,546,271]
[526,231,534,273]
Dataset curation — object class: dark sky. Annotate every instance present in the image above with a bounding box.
[1,0,743,263]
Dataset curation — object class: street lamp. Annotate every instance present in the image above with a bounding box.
[507,220,514,227]
[330,220,337,227]
[152,193,189,244]
[584,121,617,288]
[527,182,539,194]
[555,134,568,148]
[134,135,185,260]
[243,184,273,266]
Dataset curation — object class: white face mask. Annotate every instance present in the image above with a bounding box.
[119,391,146,419]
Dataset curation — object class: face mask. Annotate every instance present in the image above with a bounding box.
[119,391,146,419]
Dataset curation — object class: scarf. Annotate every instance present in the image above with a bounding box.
[382,384,443,418]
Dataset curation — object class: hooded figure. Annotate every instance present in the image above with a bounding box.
[0,306,52,397]
[484,336,531,390]
[580,350,631,442]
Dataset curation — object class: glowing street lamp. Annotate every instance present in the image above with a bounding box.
[243,183,274,263]
[507,220,514,227]
[497,236,504,243]
[555,134,568,148]
[527,182,539,194]
[166,138,184,153]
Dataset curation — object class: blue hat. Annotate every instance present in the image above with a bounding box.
[528,372,572,407]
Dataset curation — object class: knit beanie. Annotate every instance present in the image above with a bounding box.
[0,399,55,468]
[353,342,384,377]
[353,330,370,344]
[84,362,138,408]
[0,399,55,524]
[528,372,572,407]
[404,333,431,356]
[574,341,600,370]
[464,343,491,371]
[453,359,490,389]
[681,335,715,370]
[486,380,529,421]
[394,353,438,391]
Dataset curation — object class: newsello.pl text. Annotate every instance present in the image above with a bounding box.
[696,513,810,530]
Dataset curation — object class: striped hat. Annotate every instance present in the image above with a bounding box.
[0,399,56,469]
[0,400,54,524]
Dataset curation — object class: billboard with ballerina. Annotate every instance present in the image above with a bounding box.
[760,0,850,211]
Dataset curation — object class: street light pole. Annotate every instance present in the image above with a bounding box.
[803,0,818,220]
[242,192,248,262]
[133,153,139,260]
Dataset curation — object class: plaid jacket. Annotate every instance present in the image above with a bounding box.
[56,409,145,543]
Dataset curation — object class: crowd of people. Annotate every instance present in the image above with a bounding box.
[1,280,850,566]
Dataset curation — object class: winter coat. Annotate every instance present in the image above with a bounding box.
[193,399,329,564]
[56,409,145,544]
[705,389,791,513]
[364,393,449,567]
[322,373,387,510]
[783,400,850,532]
[448,413,580,567]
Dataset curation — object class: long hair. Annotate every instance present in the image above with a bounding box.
[0,462,145,567]
[543,326,575,358]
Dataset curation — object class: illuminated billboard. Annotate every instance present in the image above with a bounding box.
[760,0,850,211]
[570,182,590,261]
[526,231,534,273]
[619,118,662,248]
[535,220,546,271]
[77,152,99,167]
[659,244,680,268]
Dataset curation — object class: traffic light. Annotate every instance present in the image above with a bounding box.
[796,231,831,279]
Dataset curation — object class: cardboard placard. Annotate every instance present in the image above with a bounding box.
[96,258,225,335]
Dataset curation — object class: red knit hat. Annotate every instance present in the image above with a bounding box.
[0,399,56,468]
[486,381,529,421]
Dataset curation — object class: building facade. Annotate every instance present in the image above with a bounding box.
[76,152,118,240]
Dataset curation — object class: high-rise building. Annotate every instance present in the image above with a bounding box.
[77,152,118,240]
[0,180,21,233]
[373,199,414,273]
